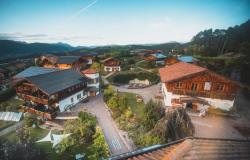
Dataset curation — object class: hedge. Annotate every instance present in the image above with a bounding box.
[111,71,159,84]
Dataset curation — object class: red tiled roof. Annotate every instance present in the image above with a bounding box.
[103,57,120,66]
[159,62,207,82]
[81,69,98,74]
[110,137,250,160]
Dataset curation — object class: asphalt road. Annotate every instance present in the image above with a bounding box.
[73,94,134,156]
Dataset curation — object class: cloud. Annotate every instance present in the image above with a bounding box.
[69,0,98,19]
[0,33,48,40]
[0,32,104,46]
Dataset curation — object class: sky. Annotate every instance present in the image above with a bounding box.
[0,0,250,46]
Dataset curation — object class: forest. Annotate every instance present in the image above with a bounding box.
[186,20,250,86]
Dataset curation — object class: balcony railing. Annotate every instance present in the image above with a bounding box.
[20,105,56,120]
[17,93,48,105]
[172,89,235,100]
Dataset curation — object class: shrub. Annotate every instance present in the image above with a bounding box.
[0,87,15,102]
[111,71,159,84]
[103,85,115,102]
[153,107,194,142]
[24,113,37,127]
[142,100,165,131]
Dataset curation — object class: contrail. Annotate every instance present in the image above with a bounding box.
[70,0,98,19]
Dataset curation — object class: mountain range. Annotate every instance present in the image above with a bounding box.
[0,40,79,60]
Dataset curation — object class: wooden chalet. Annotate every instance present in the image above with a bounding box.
[39,55,87,71]
[55,56,87,70]
[144,53,167,65]
[13,67,88,120]
[103,57,121,72]
[39,54,58,68]
[144,55,157,62]
[165,57,179,65]
[159,62,238,110]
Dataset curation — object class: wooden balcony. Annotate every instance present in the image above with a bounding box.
[20,105,56,120]
[172,89,235,100]
[17,93,48,105]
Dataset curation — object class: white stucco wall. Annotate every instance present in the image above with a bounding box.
[84,72,100,95]
[87,59,93,65]
[161,83,235,110]
[58,90,87,112]
[104,66,121,72]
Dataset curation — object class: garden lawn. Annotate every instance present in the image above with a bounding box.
[2,127,59,160]
[2,126,93,160]
[2,127,49,143]
[119,92,145,120]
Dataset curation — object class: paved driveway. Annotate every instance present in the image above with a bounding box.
[112,83,161,103]
[190,114,248,140]
[72,94,134,156]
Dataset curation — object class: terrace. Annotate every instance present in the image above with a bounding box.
[20,102,57,120]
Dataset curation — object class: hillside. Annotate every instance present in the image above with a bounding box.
[0,40,76,59]
[186,20,250,85]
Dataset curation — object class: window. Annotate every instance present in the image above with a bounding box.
[77,94,81,100]
[191,83,197,91]
[204,82,211,91]
[96,78,99,83]
[215,83,224,91]
[71,97,74,103]
[176,82,183,88]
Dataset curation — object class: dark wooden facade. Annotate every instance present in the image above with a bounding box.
[104,58,120,66]
[56,58,86,70]
[16,80,87,120]
[165,71,237,100]
[41,56,87,71]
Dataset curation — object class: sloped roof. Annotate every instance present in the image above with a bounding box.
[81,68,98,74]
[109,137,250,160]
[152,53,167,59]
[57,56,81,64]
[26,69,87,95]
[103,57,120,66]
[159,62,207,82]
[103,57,119,62]
[178,56,195,63]
[14,66,59,78]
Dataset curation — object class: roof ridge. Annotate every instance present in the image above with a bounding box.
[27,68,79,79]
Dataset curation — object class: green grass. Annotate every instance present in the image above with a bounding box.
[119,92,145,120]
[2,127,59,160]
[2,126,92,160]
[2,127,49,143]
